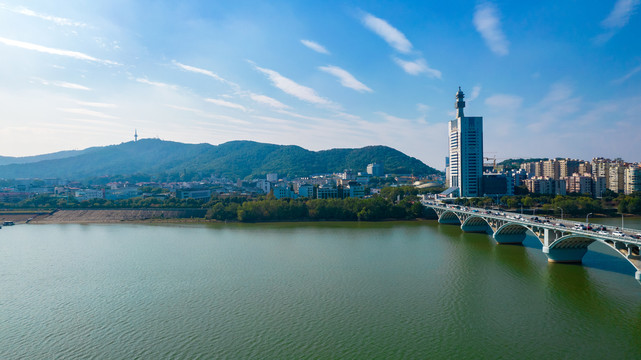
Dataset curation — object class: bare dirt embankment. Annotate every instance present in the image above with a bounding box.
[0,211,49,224]
[27,209,207,224]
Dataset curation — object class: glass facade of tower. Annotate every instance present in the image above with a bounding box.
[447,88,483,197]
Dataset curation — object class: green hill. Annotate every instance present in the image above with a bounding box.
[0,139,439,180]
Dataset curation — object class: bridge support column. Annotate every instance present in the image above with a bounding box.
[542,246,588,263]
[627,245,637,259]
[543,229,561,247]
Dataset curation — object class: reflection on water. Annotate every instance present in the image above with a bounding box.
[1,221,641,359]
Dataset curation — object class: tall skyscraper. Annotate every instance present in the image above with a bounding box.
[447,87,483,197]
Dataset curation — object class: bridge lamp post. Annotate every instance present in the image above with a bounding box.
[556,206,563,220]
[586,213,593,226]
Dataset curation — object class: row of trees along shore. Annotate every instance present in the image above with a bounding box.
[4,187,639,220]
[1,186,441,222]
[452,190,641,216]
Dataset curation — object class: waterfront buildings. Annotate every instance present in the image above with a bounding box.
[625,166,641,195]
[517,157,638,197]
[446,87,483,197]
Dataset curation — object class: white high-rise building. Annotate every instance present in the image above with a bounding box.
[447,87,483,197]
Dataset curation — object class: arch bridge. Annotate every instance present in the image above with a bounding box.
[424,203,641,282]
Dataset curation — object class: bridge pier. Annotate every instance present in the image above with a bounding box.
[542,246,588,263]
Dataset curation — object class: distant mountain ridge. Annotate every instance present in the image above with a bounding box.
[0,139,439,180]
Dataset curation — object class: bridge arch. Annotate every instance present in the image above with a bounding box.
[423,206,439,220]
[438,210,462,225]
[544,234,596,263]
[545,236,641,278]
[493,222,535,244]
[461,215,493,235]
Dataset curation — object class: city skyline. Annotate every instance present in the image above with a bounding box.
[1,1,640,168]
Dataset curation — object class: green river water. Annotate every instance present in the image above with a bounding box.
[1,219,641,359]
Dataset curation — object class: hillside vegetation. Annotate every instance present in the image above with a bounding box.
[0,139,439,180]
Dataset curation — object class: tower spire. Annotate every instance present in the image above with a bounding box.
[455,87,465,118]
[134,129,138,142]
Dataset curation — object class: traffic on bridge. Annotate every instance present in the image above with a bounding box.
[422,200,641,283]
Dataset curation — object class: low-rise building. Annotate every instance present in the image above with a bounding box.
[296,184,314,198]
[272,186,297,199]
[75,189,104,201]
[176,189,211,200]
[105,187,141,200]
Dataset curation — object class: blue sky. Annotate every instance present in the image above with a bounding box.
[0,0,640,169]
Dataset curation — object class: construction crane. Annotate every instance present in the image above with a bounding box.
[483,154,508,171]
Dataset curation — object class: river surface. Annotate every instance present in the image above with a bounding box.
[2,219,641,359]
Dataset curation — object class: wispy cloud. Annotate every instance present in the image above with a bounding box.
[248,93,289,109]
[136,78,178,89]
[473,2,509,56]
[393,57,441,78]
[468,85,481,101]
[613,62,641,84]
[58,108,119,119]
[361,13,412,53]
[300,39,330,54]
[172,61,238,88]
[319,65,372,92]
[485,94,523,110]
[595,0,640,44]
[0,36,119,65]
[32,77,91,91]
[56,81,91,91]
[76,101,116,108]
[251,62,334,106]
[166,105,251,125]
[0,4,87,27]
[205,98,248,112]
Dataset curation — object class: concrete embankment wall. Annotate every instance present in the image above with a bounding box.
[28,208,207,224]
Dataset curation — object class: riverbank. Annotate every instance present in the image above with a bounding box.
[2,209,207,224]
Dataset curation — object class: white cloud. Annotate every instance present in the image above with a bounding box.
[393,57,442,78]
[55,81,91,91]
[613,62,641,84]
[58,108,118,119]
[32,77,90,91]
[248,93,289,109]
[166,105,251,125]
[136,78,178,89]
[252,63,334,106]
[172,61,238,88]
[300,39,330,54]
[485,94,523,110]
[601,0,639,28]
[76,101,116,108]
[319,65,373,93]
[361,13,412,53]
[468,85,481,101]
[205,98,248,112]
[0,36,119,65]
[0,4,87,27]
[595,0,640,44]
[473,2,509,56]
